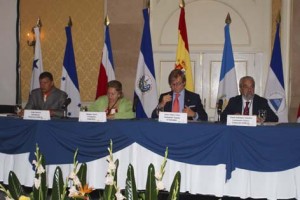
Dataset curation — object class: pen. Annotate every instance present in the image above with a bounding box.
[188,105,195,108]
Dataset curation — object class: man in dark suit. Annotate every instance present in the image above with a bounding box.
[24,71,68,118]
[220,76,278,123]
[151,69,208,121]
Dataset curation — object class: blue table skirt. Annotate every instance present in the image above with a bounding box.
[1,117,300,180]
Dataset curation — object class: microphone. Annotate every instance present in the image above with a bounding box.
[132,95,138,112]
[62,98,71,109]
[217,99,223,115]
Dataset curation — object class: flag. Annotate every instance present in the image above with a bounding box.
[134,8,158,118]
[175,7,194,92]
[215,22,238,120]
[30,27,43,91]
[96,24,115,99]
[265,23,288,122]
[297,104,300,123]
[61,26,81,117]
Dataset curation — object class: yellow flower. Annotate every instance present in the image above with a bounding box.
[19,195,30,200]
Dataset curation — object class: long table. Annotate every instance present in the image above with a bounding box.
[0,117,300,199]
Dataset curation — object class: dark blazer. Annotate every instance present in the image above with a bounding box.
[220,94,279,123]
[25,87,67,117]
[151,89,208,121]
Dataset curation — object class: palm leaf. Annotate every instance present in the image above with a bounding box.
[145,164,157,200]
[77,163,87,186]
[8,171,24,199]
[167,171,181,200]
[51,167,64,200]
[125,164,138,200]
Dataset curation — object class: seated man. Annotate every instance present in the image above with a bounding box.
[24,71,67,118]
[220,76,278,123]
[151,69,208,121]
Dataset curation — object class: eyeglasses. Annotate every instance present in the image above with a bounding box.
[171,81,183,87]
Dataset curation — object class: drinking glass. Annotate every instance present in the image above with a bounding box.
[258,109,267,125]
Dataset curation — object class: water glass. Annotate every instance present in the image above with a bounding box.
[258,109,267,125]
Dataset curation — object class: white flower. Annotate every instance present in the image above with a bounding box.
[108,161,116,171]
[155,171,162,180]
[73,175,81,187]
[105,174,114,185]
[156,180,164,190]
[106,155,112,162]
[34,177,41,189]
[68,171,76,180]
[68,186,79,197]
[37,165,45,174]
[32,160,37,165]
[115,188,126,200]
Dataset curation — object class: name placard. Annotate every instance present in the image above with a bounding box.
[158,112,187,124]
[79,112,107,122]
[23,110,51,120]
[227,115,257,127]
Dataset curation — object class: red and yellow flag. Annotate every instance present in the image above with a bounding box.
[175,6,194,91]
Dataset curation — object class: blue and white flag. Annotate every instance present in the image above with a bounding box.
[61,26,81,117]
[30,27,43,92]
[134,8,158,118]
[215,23,238,120]
[265,23,288,122]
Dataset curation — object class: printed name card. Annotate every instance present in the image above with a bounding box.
[23,110,50,120]
[227,115,257,127]
[158,112,187,124]
[79,112,107,122]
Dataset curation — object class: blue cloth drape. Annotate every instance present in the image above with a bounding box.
[1,117,300,180]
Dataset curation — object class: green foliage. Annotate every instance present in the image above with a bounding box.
[145,164,157,200]
[1,143,181,200]
[167,171,181,200]
[125,164,138,200]
[103,159,119,200]
[77,163,87,187]
[8,171,24,199]
[33,150,48,200]
[51,167,65,200]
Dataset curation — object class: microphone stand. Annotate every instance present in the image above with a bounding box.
[217,108,221,122]
[62,107,68,119]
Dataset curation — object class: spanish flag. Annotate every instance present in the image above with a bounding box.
[175,6,194,92]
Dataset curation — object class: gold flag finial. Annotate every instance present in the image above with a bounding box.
[179,0,185,8]
[105,15,110,26]
[276,12,281,24]
[36,17,42,28]
[225,13,232,24]
[68,16,73,27]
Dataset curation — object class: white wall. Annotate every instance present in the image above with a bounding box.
[0,0,18,104]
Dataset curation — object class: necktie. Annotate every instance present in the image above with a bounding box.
[172,93,180,112]
[43,94,47,102]
[243,101,250,115]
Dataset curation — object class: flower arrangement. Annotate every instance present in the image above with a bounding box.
[0,141,181,200]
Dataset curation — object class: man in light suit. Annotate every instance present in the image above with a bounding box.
[220,76,278,123]
[151,69,208,121]
[24,72,67,118]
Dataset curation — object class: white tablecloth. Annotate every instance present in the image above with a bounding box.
[1,143,299,200]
